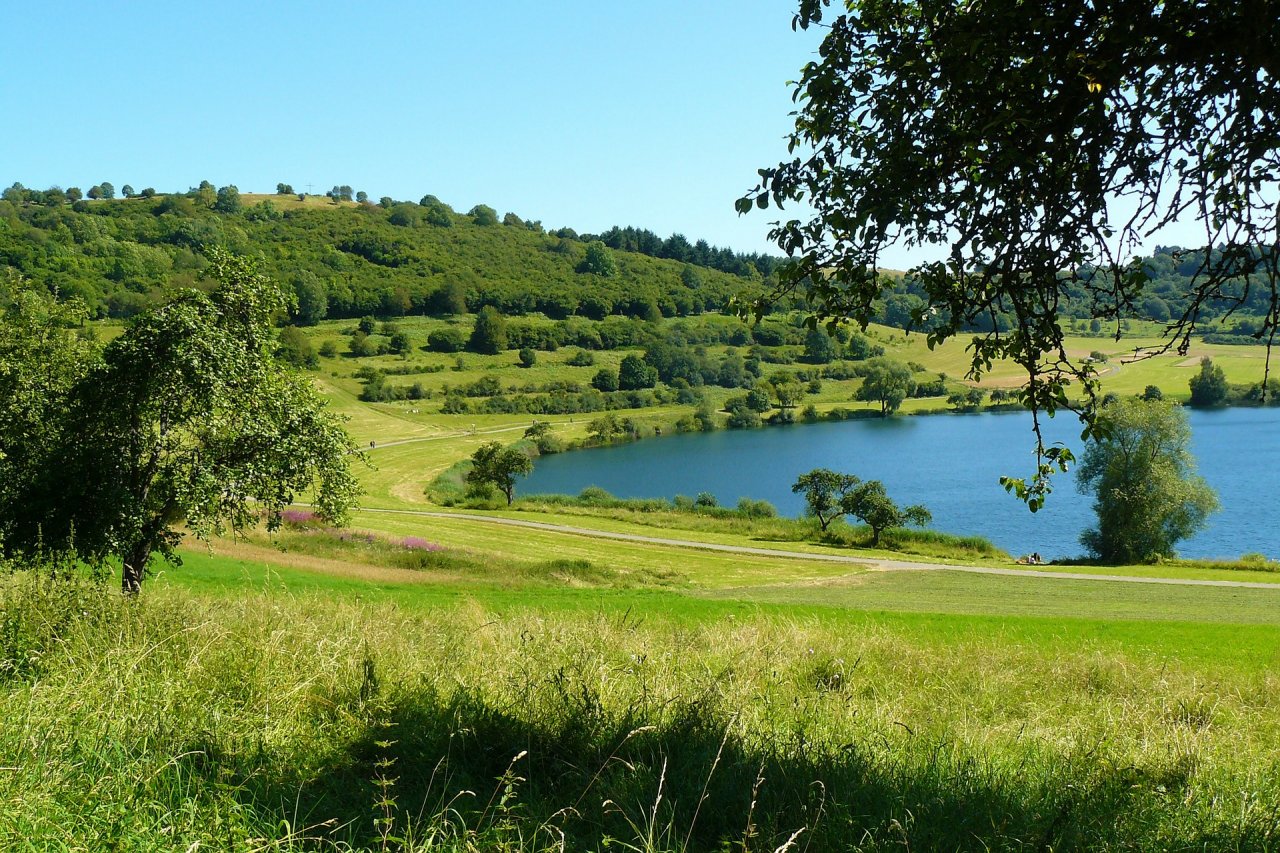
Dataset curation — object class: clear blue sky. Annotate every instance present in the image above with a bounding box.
[3,2,825,258]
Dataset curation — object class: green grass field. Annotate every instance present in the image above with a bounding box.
[5,528,1280,851]
[5,313,1278,850]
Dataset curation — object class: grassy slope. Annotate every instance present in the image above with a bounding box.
[173,542,1280,655]
[9,563,1280,850]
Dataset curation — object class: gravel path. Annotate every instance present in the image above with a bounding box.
[356,507,1280,590]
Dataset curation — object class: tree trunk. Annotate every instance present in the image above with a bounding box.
[121,545,149,596]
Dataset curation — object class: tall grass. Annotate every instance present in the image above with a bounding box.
[1,574,1278,850]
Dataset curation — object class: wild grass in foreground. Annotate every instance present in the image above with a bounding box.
[2,572,1279,850]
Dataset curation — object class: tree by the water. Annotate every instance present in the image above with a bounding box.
[791,468,861,531]
[841,480,932,547]
[854,358,914,416]
[1188,357,1229,407]
[0,252,361,594]
[742,0,1279,507]
[466,442,532,505]
[1076,398,1217,564]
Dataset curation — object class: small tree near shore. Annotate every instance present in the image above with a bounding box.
[1188,357,1228,407]
[855,358,915,416]
[466,442,532,506]
[792,468,861,531]
[1076,398,1217,563]
[842,481,931,546]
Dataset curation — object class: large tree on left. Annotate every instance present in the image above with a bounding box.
[0,251,360,593]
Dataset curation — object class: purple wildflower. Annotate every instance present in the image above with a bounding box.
[281,509,318,526]
[401,536,444,552]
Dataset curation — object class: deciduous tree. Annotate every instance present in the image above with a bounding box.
[468,305,508,354]
[1076,398,1217,563]
[743,0,1280,506]
[842,481,931,546]
[791,468,860,531]
[0,251,360,593]
[854,358,914,416]
[1188,357,1228,407]
[214,184,242,213]
[577,241,617,277]
[803,325,840,363]
[290,271,328,326]
[591,367,619,392]
[618,354,657,390]
[465,442,532,505]
[469,204,498,226]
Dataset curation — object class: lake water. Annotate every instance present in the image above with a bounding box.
[523,408,1280,560]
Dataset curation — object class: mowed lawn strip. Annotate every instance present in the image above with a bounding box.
[166,547,1280,674]
[345,506,1280,585]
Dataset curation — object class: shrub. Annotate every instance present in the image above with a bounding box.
[591,368,619,392]
[735,497,777,519]
[577,486,615,505]
[428,328,467,353]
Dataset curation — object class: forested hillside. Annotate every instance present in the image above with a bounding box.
[1,181,1273,344]
[0,184,773,323]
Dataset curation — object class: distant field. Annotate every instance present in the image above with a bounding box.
[296,315,1274,544]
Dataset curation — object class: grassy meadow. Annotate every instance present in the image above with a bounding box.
[4,531,1280,851]
[5,313,1280,850]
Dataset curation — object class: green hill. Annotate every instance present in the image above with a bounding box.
[0,188,774,322]
[3,182,1274,349]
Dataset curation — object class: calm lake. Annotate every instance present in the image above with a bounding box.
[524,407,1280,560]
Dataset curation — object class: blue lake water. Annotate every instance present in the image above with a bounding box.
[523,408,1280,560]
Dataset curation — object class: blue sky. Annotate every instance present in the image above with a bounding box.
[3,2,824,258]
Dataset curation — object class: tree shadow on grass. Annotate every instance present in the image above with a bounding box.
[176,683,1274,851]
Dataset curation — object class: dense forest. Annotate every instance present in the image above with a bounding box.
[0,180,1274,344]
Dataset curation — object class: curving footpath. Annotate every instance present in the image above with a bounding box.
[354,507,1280,591]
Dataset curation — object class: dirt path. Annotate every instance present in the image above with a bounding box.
[355,508,1280,591]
